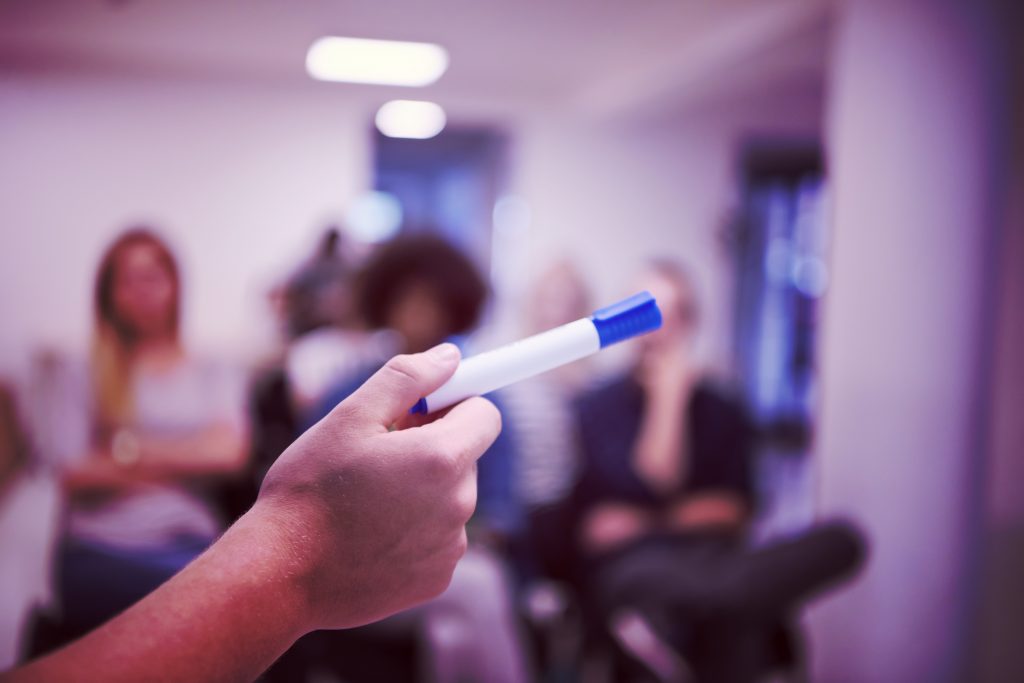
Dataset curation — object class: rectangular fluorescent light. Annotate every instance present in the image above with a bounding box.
[375,100,447,139]
[306,37,449,86]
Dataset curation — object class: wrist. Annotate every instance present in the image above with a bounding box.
[226,503,319,638]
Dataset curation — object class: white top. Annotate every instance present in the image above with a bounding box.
[501,375,581,507]
[60,356,246,551]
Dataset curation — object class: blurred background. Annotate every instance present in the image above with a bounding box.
[0,0,1021,681]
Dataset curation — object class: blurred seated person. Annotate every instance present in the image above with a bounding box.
[281,227,397,414]
[36,229,249,649]
[292,232,529,683]
[310,233,520,541]
[240,228,393,522]
[573,261,864,683]
[501,260,592,582]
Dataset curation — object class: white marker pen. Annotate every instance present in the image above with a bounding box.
[411,291,662,414]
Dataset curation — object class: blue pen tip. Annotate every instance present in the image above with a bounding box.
[410,397,428,415]
[590,291,662,348]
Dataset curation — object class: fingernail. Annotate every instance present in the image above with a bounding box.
[428,343,460,362]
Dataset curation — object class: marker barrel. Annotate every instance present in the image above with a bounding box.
[411,290,662,415]
[418,319,599,414]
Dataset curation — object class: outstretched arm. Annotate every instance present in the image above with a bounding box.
[3,343,501,683]
[12,507,307,683]
[631,345,695,495]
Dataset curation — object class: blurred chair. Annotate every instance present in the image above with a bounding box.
[0,382,30,497]
[0,376,62,670]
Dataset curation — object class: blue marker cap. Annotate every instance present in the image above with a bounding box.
[590,291,662,348]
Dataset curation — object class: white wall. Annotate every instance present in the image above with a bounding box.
[808,1,1006,680]
[0,76,372,373]
[0,73,822,380]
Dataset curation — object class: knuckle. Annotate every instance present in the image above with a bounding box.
[422,447,450,475]
[423,545,461,599]
[455,484,477,522]
[430,569,455,598]
[454,528,469,558]
[421,442,458,479]
[383,354,420,385]
[434,537,466,593]
[423,458,451,483]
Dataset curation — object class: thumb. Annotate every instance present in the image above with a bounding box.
[341,344,461,430]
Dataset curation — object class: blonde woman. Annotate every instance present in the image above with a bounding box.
[46,229,248,647]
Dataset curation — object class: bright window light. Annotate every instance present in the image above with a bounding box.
[306,37,449,86]
[345,191,403,243]
[375,100,447,139]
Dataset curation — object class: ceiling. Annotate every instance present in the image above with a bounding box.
[0,0,833,120]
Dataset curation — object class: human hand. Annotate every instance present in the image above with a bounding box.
[252,343,501,631]
[581,502,655,555]
[637,343,698,402]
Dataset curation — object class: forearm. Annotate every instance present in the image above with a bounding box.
[632,388,688,492]
[664,492,748,531]
[139,424,249,476]
[65,426,249,494]
[580,501,657,554]
[63,453,151,494]
[5,505,310,683]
